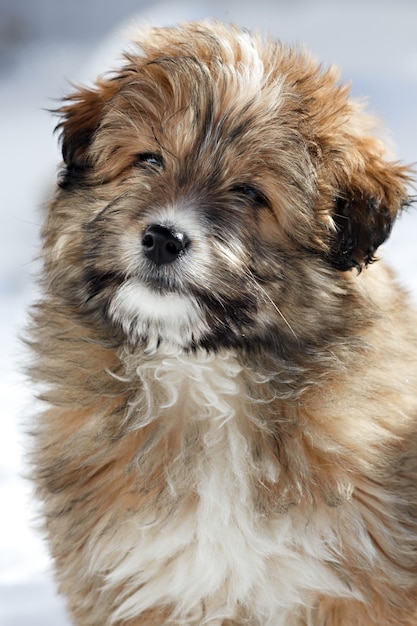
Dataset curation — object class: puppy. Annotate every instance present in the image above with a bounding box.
[29,21,417,626]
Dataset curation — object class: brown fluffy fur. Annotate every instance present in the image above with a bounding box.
[28,21,417,625]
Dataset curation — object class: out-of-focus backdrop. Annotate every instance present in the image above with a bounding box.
[1,1,416,624]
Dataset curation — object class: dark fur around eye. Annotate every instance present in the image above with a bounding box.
[134,153,164,169]
[231,184,268,207]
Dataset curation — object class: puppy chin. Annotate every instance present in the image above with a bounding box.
[108,280,205,352]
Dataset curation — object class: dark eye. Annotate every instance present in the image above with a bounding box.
[134,152,164,170]
[231,184,268,207]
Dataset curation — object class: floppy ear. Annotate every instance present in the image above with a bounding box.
[55,78,119,187]
[327,157,413,271]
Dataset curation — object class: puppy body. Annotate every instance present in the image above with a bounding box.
[29,22,417,625]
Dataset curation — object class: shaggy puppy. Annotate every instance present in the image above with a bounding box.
[29,21,417,626]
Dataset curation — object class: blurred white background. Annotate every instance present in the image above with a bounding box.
[1,1,416,624]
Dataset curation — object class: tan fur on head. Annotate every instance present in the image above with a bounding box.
[29,21,417,626]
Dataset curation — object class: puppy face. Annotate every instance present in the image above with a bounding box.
[44,23,411,355]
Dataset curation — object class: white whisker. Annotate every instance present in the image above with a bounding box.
[242,263,298,341]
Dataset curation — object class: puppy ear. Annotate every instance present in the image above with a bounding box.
[327,158,413,271]
[55,79,118,186]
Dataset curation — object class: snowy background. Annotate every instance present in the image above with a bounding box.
[1,0,416,624]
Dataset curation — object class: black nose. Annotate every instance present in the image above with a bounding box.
[142,225,190,266]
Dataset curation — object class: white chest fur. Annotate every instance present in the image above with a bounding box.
[90,350,367,624]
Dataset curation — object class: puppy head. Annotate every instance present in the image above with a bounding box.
[44,22,412,354]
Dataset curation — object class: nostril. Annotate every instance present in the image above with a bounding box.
[142,225,190,266]
[142,233,155,250]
